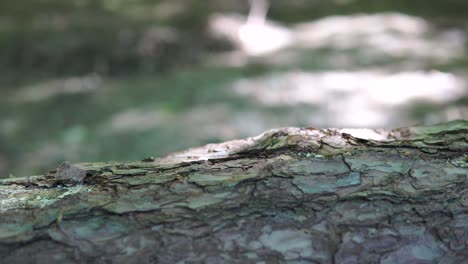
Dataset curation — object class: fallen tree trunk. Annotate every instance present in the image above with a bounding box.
[1,120,467,263]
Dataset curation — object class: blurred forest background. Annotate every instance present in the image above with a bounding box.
[1,0,467,178]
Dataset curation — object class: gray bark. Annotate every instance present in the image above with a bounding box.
[0,120,467,263]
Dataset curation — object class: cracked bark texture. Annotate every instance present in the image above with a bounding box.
[0,120,467,264]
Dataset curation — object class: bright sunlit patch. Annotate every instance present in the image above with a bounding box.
[366,71,463,105]
[294,13,429,44]
[294,13,465,61]
[237,20,293,56]
[232,70,466,127]
[209,10,465,64]
[233,70,465,106]
[209,0,293,57]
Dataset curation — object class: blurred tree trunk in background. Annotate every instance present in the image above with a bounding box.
[0,121,467,263]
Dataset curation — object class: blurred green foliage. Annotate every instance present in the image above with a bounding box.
[1,0,467,82]
[0,0,467,177]
[0,0,212,83]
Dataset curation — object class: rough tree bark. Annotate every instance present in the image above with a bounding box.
[0,120,467,264]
